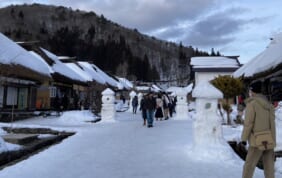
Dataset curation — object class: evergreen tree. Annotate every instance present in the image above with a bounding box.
[211,75,243,125]
[86,25,96,40]
[211,48,216,56]
[142,54,150,81]
[10,8,15,18]
[18,10,24,19]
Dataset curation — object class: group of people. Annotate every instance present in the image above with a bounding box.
[129,80,276,178]
[132,92,176,128]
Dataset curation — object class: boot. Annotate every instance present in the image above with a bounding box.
[143,120,146,126]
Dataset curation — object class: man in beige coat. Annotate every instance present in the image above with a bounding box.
[240,81,276,178]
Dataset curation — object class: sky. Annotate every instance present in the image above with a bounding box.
[0,0,282,64]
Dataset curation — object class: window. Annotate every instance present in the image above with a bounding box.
[6,87,18,105]
[50,87,57,98]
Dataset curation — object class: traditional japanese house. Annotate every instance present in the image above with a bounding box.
[0,33,51,118]
[233,33,282,102]
[34,48,90,110]
[77,61,109,112]
[18,41,90,110]
[114,77,133,101]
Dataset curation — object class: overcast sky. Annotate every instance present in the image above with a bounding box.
[1,0,281,63]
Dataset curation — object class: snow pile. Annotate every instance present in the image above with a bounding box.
[115,100,129,112]
[187,140,239,163]
[59,110,98,123]
[0,128,22,153]
[276,158,282,174]
[0,128,7,153]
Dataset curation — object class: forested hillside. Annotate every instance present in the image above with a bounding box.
[0,3,218,85]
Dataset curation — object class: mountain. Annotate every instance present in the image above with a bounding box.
[0,3,212,86]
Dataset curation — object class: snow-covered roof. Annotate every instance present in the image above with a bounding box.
[29,51,54,74]
[88,63,119,88]
[191,56,240,69]
[166,86,181,93]
[102,88,115,95]
[135,86,150,91]
[40,48,89,82]
[135,84,161,92]
[78,62,106,85]
[151,84,162,92]
[192,81,223,98]
[185,83,194,92]
[233,33,282,78]
[166,83,194,94]
[0,33,51,77]
[64,63,93,82]
[116,77,133,90]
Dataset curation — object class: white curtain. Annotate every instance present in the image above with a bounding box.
[6,87,17,105]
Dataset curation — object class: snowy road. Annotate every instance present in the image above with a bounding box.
[0,111,279,178]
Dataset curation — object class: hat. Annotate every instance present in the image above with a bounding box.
[249,81,262,93]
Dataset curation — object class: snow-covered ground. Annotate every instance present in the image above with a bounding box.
[0,104,281,178]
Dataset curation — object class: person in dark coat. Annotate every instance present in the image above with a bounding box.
[62,93,69,111]
[54,95,61,112]
[140,95,147,126]
[132,95,138,114]
[120,94,125,104]
[144,92,156,128]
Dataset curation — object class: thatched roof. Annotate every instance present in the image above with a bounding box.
[233,33,282,80]
[0,64,51,84]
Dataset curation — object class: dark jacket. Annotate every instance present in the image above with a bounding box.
[140,98,146,110]
[144,96,156,110]
[132,96,138,107]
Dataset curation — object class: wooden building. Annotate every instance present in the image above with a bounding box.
[233,33,282,102]
[0,33,52,121]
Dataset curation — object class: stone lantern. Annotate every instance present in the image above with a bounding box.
[101,88,115,121]
[127,90,136,112]
[174,88,189,120]
[190,81,235,160]
[192,81,223,146]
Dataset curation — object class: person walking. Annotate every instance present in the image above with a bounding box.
[144,92,156,128]
[132,95,138,114]
[162,92,170,120]
[140,95,147,126]
[240,81,276,178]
[155,93,164,121]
